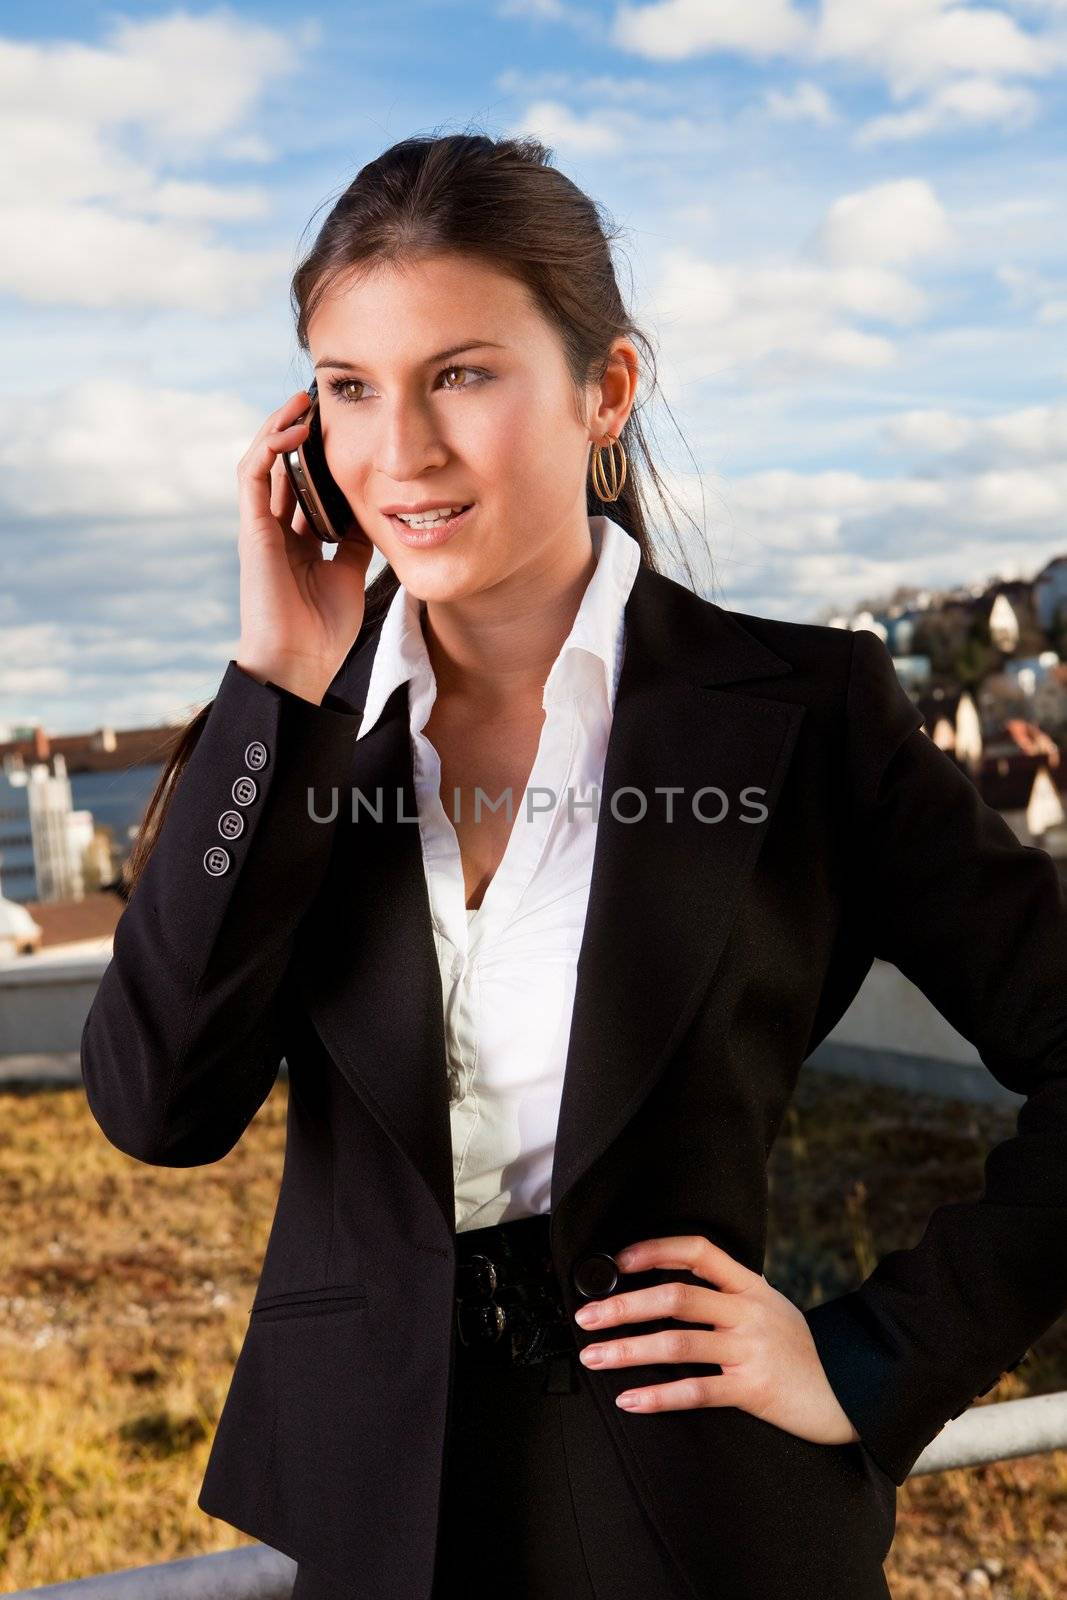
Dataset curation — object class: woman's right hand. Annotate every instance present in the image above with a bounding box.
[235,388,376,704]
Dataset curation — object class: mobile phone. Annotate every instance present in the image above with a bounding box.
[281,376,369,545]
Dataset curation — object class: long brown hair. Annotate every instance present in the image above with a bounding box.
[123,126,707,895]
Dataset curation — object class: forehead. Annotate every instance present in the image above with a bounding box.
[307,252,541,358]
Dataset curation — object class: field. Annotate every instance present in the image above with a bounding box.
[0,1068,1063,1596]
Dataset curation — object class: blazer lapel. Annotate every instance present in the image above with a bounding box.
[294,561,804,1233]
[293,679,456,1230]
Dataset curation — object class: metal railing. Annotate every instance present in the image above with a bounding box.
[9,1393,1067,1598]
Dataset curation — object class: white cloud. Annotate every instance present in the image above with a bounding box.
[609,0,1067,120]
[0,11,306,312]
[508,98,627,152]
[815,0,1056,97]
[884,400,1067,464]
[706,455,1067,616]
[641,181,956,387]
[497,0,575,16]
[648,248,917,384]
[613,0,812,62]
[4,205,291,312]
[494,66,682,105]
[700,393,1067,615]
[997,263,1067,323]
[0,12,301,152]
[0,625,74,702]
[856,74,1039,143]
[811,179,953,267]
[764,81,840,125]
[0,379,264,519]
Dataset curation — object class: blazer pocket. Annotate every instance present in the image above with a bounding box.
[250,1284,368,1320]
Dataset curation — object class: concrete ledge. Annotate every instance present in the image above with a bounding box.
[0,940,111,1056]
[0,1053,290,1088]
[805,1040,1025,1107]
[4,1543,297,1598]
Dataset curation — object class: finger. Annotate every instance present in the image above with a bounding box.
[575,1281,737,1331]
[237,390,311,535]
[269,442,328,549]
[579,1326,734,1370]
[615,1374,740,1412]
[265,452,323,572]
[253,389,311,451]
[237,417,310,541]
[614,1235,757,1293]
[270,452,297,528]
[291,500,314,539]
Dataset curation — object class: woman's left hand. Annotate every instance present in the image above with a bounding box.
[574,1233,861,1446]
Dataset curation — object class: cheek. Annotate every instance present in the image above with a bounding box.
[479,397,583,499]
[456,397,524,482]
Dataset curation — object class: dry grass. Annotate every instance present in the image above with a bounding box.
[0,1069,1063,1594]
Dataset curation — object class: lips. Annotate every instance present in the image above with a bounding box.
[381,499,473,516]
[387,503,475,548]
[392,505,471,526]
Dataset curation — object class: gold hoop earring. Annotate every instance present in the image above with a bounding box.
[590,433,628,502]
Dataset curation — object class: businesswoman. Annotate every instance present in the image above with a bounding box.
[82,131,1067,1600]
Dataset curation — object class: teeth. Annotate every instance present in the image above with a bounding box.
[395,506,467,527]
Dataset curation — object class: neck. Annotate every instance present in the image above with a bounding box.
[420,530,599,714]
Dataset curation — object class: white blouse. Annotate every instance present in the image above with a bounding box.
[356,514,641,1231]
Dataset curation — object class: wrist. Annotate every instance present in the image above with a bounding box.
[235,656,329,706]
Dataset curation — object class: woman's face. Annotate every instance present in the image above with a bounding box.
[306,251,633,606]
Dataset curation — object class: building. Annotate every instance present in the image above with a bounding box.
[0,751,85,903]
[0,717,182,900]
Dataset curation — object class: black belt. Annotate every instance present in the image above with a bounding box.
[452,1212,578,1392]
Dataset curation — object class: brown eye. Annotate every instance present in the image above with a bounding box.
[337,379,366,403]
[440,366,470,389]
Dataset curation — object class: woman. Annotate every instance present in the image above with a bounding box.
[82,132,1067,1600]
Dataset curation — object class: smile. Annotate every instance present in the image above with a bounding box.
[387,504,475,547]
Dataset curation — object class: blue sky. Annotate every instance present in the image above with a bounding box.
[2,0,1066,733]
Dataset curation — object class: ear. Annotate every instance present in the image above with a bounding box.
[588,337,639,442]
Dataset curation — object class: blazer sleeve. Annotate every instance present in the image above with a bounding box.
[802,627,1067,1485]
[81,659,363,1168]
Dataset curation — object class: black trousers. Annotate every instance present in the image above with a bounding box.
[428,1212,691,1599]
[430,1329,693,1599]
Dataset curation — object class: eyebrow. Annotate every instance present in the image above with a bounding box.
[313,340,507,372]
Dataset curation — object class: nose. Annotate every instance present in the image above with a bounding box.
[374,399,449,485]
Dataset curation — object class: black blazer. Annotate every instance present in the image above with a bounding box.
[81,557,1067,1600]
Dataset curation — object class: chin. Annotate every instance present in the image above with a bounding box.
[390,549,483,603]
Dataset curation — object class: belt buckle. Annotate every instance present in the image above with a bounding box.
[456,1252,508,1348]
[454,1244,572,1366]
[456,1299,508,1347]
[456,1252,498,1301]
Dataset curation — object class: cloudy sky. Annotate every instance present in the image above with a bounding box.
[2,0,1066,734]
